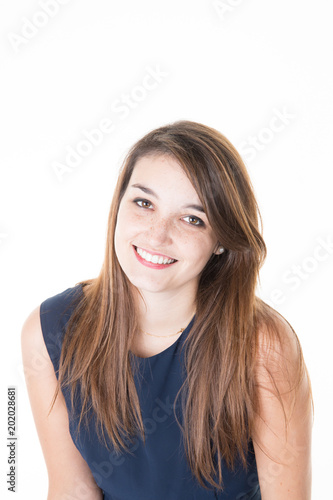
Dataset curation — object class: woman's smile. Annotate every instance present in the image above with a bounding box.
[133,245,178,268]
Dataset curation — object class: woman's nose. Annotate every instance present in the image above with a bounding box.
[145,218,173,247]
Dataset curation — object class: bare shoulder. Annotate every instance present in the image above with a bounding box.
[252,310,313,499]
[256,309,300,362]
[21,305,41,345]
[21,305,103,499]
[21,306,50,376]
[21,304,40,335]
[254,308,313,427]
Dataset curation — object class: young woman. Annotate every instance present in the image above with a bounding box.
[21,120,313,499]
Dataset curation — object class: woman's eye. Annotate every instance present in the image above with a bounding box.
[133,199,204,227]
[183,216,205,227]
[134,199,153,209]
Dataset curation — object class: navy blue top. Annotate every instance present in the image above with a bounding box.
[40,284,261,500]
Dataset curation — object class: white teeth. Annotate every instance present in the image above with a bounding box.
[135,247,175,265]
[140,250,150,262]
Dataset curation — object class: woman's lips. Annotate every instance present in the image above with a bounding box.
[134,245,177,261]
[133,245,178,269]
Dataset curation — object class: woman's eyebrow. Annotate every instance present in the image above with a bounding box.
[130,183,206,213]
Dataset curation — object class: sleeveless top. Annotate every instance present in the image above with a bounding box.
[40,284,261,500]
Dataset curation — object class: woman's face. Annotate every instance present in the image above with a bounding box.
[114,154,219,298]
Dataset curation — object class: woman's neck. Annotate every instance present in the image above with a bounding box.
[135,288,196,338]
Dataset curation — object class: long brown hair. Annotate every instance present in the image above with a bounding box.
[50,120,312,490]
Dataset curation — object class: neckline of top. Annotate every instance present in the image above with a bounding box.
[131,314,195,361]
[76,283,195,362]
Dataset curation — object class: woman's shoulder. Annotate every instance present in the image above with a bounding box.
[255,303,302,367]
[39,283,84,332]
[252,305,313,498]
[254,301,311,414]
[40,283,84,318]
[21,284,85,376]
[21,304,44,363]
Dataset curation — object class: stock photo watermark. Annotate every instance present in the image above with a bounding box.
[212,0,246,20]
[237,106,296,164]
[6,387,17,492]
[236,436,307,499]
[51,64,169,182]
[8,0,72,53]
[264,235,333,308]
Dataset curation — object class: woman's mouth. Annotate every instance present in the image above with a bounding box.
[133,246,177,267]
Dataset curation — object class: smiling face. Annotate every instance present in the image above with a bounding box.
[114,154,219,299]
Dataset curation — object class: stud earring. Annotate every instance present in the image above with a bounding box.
[218,246,224,254]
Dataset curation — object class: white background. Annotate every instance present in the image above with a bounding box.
[1,0,332,498]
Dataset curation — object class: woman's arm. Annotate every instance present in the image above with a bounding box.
[252,314,313,499]
[21,306,104,500]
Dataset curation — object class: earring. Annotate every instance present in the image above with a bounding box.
[218,246,224,254]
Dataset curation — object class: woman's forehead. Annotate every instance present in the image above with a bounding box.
[129,155,201,200]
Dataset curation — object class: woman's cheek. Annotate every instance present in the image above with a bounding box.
[131,211,149,228]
